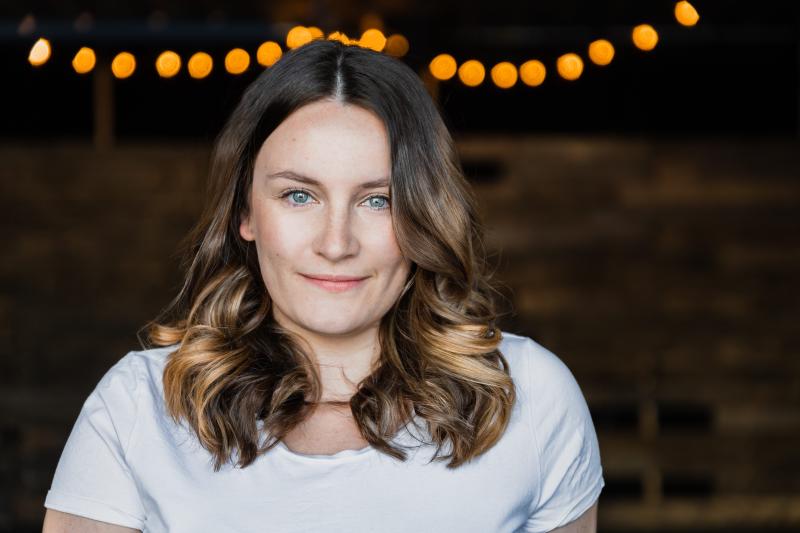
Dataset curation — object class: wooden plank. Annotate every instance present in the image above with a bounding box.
[599,433,800,468]
[599,497,800,530]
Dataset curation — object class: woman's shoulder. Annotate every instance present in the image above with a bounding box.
[91,344,177,412]
[129,343,179,367]
[103,343,176,374]
[126,343,178,382]
[498,330,576,387]
[498,330,592,426]
[498,332,605,530]
[44,345,179,529]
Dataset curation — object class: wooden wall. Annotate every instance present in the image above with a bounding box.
[1,137,798,531]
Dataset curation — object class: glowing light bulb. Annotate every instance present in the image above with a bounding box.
[519,60,546,87]
[156,50,181,78]
[557,53,584,80]
[326,31,355,44]
[632,24,659,51]
[287,26,313,49]
[675,1,700,26]
[257,41,282,67]
[588,39,615,66]
[71,46,96,74]
[458,59,485,87]
[225,48,249,74]
[490,62,518,89]
[111,52,136,79]
[28,37,51,66]
[359,29,386,52]
[188,52,213,79]
[429,53,457,81]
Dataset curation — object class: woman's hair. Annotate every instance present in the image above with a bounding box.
[139,37,515,471]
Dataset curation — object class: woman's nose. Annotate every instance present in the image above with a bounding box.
[312,205,360,261]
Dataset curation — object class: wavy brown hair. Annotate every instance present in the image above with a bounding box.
[139,37,515,471]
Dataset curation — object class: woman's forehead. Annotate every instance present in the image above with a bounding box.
[273,99,383,137]
[256,102,391,182]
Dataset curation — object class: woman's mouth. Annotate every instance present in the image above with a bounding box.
[299,274,369,293]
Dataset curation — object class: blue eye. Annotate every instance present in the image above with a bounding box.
[366,195,390,210]
[279,189,390,210]
[289,190,311,204]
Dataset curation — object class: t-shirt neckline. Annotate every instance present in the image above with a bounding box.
[274,439,376,462]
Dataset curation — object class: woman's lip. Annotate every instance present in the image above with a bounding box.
[300,274,368,292]
[301,274,369,282]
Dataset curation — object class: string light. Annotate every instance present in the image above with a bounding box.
[25,3,698,88]
[327,31,355,45]
[588,39,615,66]
[429,53,457,81]
[257,41,282,67]
[188,52,213,78]
[519,60,546,87]
[71,46,96,74]
[287,26,313,49]
[155,50,181,78]
[28,37,50,66]
[427,4,697,89]
[557,53,584,80]
[674,1,700,26]
[359,29,386,52]
[224,48,250,74]
[111,52,136,79]
[632,24,659,51]
[490,62,518,89]
[458,59,485,87]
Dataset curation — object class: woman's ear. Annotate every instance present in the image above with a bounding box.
[239,213,255,242]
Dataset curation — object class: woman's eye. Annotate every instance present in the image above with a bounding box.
[281,189,313,206]
[280,190,390,210]
[365,195,390,210]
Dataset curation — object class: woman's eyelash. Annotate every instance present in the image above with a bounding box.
[279,189,391,210]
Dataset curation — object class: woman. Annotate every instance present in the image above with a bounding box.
[43,38,604,532]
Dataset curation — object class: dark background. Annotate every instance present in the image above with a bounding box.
[3,0,799,140]
[2,1,799,532]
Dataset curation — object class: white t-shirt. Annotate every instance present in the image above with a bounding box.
[44,331,604,532]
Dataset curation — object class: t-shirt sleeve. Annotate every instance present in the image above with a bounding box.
[521,337,604,532]
[43,351,147,530]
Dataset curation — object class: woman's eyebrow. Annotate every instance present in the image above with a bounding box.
[266,170,389,189]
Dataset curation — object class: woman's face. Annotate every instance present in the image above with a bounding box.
[240,98,412,339]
